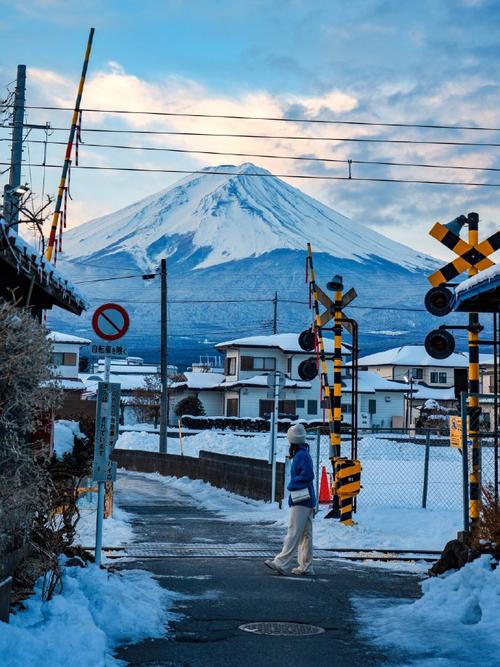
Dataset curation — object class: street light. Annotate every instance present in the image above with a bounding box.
[142,261,168,453]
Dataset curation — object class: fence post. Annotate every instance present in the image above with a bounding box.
[421,430,431,508]
[461,392,470,533]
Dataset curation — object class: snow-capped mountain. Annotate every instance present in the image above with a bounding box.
[62,163,434,272]
[51,163,441,365]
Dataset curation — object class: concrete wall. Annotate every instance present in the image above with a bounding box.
[112,449,285,502]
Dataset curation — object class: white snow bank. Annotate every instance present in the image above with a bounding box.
[127,472,459,553]
[75,503,135,548]
[116,428,290,461]
[356,556,500,665]
[0,562,175,667]
[53,420,84,459]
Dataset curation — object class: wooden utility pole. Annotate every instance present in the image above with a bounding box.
[3,64,26,232]
[159,258,168,453]
[272,292,278,334]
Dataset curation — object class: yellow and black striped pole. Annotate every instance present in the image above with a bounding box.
[46,27,95,262]
[307,244,340,517]
[467,212,481,531]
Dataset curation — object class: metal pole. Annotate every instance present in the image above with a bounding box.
[271,370,279,503]
[95,356,111,567]
[315,427,321,512]
[3,64,26,232]
[272,291,278,335]
[461,391,470,533]
[422,430,430,509]
[409,376,414,429]
[159,258,168,453]
[467,212,481,531]
[46,28,95,261]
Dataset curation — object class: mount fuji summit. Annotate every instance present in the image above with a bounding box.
[51,163,438,364]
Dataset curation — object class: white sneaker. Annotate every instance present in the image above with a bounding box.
[291,567,315,576]
[264,559,287,575]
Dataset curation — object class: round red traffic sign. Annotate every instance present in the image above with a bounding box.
[92,303,130,341]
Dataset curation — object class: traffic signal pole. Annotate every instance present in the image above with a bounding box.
[467,213,481,531]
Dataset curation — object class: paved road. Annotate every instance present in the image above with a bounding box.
[114,472,421,667]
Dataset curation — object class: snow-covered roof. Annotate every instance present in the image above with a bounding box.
[455,263,500,296]
[454,263,500,312]
[342,370,409,394]
[221,374,311,389]
[170,372,224,391]
[96,362,159,375]
[350,345,469,369]
[412,385,457,401]
[48,331,91,345]
[0,222,88,313]
[216,333,351,355]
[59,378,86,391]
[80,373,148,392]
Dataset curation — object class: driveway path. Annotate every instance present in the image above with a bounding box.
[114,472,420,667]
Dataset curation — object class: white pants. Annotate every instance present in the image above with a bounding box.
[273,505,314,572]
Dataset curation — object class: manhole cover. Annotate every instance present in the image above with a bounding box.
[239,622,324,636]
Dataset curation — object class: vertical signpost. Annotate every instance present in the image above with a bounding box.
[91,303,129,566]
[267,371,285,503]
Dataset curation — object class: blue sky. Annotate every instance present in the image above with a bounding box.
[1,0,499,258]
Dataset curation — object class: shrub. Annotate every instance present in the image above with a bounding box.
[175,395,205,417]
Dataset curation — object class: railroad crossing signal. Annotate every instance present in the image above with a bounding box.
[312,283,357,331]
[427,220,499,288]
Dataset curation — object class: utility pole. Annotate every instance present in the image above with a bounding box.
[3,64,26,232]
[272,292,278,334]
[159,258,168,454]
[269,370,280,503]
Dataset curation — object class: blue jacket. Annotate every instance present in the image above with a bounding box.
[287,444,316,508]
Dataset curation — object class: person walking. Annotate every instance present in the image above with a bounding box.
[265,423,316,576]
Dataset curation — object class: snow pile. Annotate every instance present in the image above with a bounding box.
[0,562,175,667]
[74,503,135,548]
[356,556,500,664]
[53,420,84,459]
[116,428,290,461]
[134,472,459,553]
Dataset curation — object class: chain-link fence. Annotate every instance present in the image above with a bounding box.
[306,426,499,519]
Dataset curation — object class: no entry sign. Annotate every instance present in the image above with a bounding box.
[92,303,130,341]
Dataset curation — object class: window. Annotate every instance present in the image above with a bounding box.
[307,399,317,415]
[411,368,423,380]
[368,399,376,415]
[225,356,237,375]
[259,400,296,418]
[296,399,305,409]
[52,352,77,366]
[241,356,275,372]
[430,371,447,384]
[226,398,238,417]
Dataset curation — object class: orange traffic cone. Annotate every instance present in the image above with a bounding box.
[319,466,332,503]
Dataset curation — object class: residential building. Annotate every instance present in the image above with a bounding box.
[47,331,90,394]
[350,345,469,387]
[170,333,408,428]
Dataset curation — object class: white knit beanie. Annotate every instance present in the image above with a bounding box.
[287,423,307,445]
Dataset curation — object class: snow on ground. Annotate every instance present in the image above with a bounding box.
[74,502,135,548]
[355,555,500,665]
[0,561,175,667]
[126,471,459,555]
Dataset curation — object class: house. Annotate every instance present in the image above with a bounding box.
[214,333,350,421]
[48,331,90,391]
[350,345,469,387]
[169,333,408,428]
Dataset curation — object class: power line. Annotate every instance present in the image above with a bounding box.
[5,125,500,148]
[10,137,500,173]
[3,161,498,187]
[10,104,500,132]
